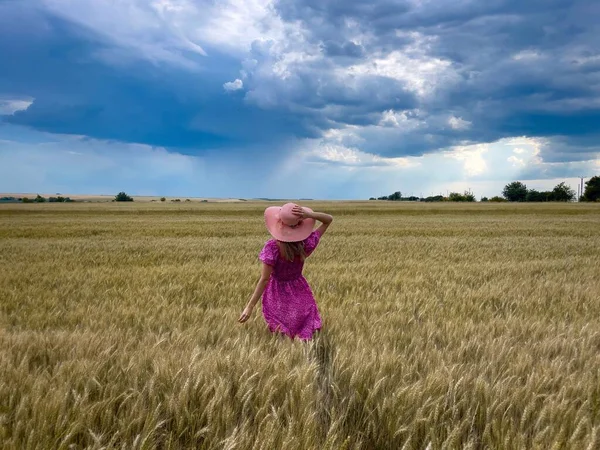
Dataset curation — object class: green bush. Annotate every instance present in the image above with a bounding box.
[448,191,476,202]
[423,195,445,202]
[114,192,134,202]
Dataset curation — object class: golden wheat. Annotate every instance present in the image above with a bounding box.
[1,201,599,449]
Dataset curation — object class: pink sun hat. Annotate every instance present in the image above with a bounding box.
[264,203,315,242]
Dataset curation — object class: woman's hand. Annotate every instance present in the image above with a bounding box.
[292,205,311,219]
[238,305,253,323]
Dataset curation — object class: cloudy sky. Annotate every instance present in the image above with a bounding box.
[1,0,599,199]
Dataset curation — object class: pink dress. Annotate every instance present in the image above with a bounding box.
[259,230,323,340]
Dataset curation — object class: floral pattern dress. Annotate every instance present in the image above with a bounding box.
[259,230,323,340]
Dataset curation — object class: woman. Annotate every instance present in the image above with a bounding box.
[238,203,333,340]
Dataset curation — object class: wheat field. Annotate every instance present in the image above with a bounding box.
[1,202,599,449]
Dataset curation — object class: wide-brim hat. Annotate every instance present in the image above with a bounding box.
[264,203,315,242]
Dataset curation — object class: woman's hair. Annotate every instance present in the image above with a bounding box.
[278,240,307,262]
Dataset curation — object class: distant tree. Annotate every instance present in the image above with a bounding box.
[551,182,576,202]
[115,192,133,202]
[481,197,489,202]
[526,189,548,202]
[423,195,445,202]
[160,197,166,202]
[34,194,46,203]
[372,191,405,201]
[489,196,507,202]
[22,197,33,203]
[449,191,476,202]
[47,196,68,203]
[582,176,600,202]
[502,181,528,202]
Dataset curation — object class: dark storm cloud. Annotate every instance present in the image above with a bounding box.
[1,0,599,165]
[0,2,321,153]
[268,0,600,160]
[321,41,365,58]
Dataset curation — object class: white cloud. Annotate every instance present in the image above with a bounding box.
[444,144,488,176]
[507,155,525,167]
[0,98,34,115]
[448,116,471,130]
[512,50,543,61]
[347,48,458,98]
[200,0,287,54]
[379,110,422,130]
[502,137,544,164]
[223,79,244,91]
[304,143,418,169]
[40,0,291,67]
[41,0,209,67]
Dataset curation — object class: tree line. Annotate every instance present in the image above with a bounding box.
[1,194,74,203]
[500,181,574,202]
[370,191,478,202]
[370,176,600,203]
[5,178,599,205]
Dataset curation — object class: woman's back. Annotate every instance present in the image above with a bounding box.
[259,230,321,281]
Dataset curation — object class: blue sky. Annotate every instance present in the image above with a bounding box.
[1,0,599,199]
